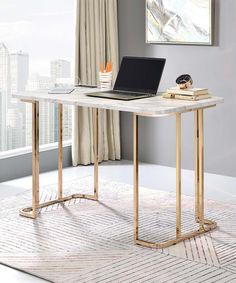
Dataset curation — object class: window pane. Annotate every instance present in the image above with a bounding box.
[0,0,75,151]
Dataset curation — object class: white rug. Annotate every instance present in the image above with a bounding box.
[0,177,235,283]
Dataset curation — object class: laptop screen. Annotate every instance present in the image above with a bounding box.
[114,57,166,94]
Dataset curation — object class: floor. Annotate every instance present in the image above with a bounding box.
[0,160,235,282]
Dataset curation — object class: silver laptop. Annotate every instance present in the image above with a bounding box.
[86,56,166,101]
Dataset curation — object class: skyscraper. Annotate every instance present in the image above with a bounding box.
[50,59,71,83]
[26,73,52,91]
[7,108,24,149]
[25,73,55,146]
[7,51,29,149]
[0,42,10,151]
[10,51,29,95]
[50,59,72,142]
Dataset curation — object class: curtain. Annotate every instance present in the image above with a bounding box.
[72,0,120,166]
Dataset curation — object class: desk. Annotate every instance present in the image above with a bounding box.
[13,88,224,249]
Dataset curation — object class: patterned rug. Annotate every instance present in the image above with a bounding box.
[0,177,235,283]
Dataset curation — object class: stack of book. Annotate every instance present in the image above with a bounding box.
[163,87,211,101]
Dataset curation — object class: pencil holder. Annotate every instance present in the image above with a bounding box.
[99,71,113,89]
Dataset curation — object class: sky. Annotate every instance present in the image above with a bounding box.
[0,0,76,76]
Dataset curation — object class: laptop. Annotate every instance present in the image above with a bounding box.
[86,56,166,101]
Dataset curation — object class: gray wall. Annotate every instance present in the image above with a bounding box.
[118,0,236,177]
[0,146,72,182]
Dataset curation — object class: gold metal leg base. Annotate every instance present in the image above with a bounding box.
[19,193,98,219]
[135,219,217,249]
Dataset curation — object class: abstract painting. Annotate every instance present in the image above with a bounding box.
[146,0,213,45]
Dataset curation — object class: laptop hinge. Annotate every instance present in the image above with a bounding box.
[113,89,154,96]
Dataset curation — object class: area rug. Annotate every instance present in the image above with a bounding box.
[0,176,235,283]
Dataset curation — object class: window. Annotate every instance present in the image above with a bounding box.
[0,0,75,152]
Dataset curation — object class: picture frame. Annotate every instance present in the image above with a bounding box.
[146,0,214,45]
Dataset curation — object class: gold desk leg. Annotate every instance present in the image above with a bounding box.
[134,110,217,249]
[32,101,39,219]
[20,101,39,219]
[19,105,99,219]
[194,111,200,221]
[93,108,99,200]
[176,113,182,238]
[58,104,63,199]
[133,113,139,241]
[198,109,204,229]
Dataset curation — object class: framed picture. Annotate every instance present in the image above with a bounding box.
[146,0,214,45]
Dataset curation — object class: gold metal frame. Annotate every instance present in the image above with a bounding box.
[19,102,99,219]
[133,109,217,249]
[20,99,216,249]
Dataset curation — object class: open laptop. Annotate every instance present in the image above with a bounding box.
[86,56,166,101]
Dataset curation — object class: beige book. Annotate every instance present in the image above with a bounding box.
[175,94,211,101]
[162,92,174,99]
[162,92,211,101]
[167,87,208,96]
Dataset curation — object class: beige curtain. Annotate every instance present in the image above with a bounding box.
[72,0,120,166]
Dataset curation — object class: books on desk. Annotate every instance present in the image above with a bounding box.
[163,87,211,101]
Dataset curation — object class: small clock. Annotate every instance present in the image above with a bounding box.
[176,74,193,89]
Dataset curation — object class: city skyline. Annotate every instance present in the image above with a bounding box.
[0,42,72,152]
[0,41,72,91]
[0,0,75,152]
[2,41,72,81]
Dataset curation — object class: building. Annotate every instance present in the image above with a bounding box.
[26,73,52,91]
[26,73,55,145]
[0,42,10,151]
[50,60,72,142]
[0,45,30,151]
[50,59,71,83]
[25,102,56,146]
[10,51,29,95]
[6,108,24,149]
[7,51,30,149]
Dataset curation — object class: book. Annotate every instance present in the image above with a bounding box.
[162,92,211,101]
[167,87,208,96]
[175,94,211,101]
[162,93,175,99]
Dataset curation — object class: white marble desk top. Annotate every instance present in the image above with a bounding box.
[13,87,224,116]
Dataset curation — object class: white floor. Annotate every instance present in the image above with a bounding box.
[0,160,235,282]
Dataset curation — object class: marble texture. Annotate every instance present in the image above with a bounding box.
[13,88,224,117]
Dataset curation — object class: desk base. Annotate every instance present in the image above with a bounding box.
[19,101,218,249]
[19,194,98,219]
[135,219,217,249]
